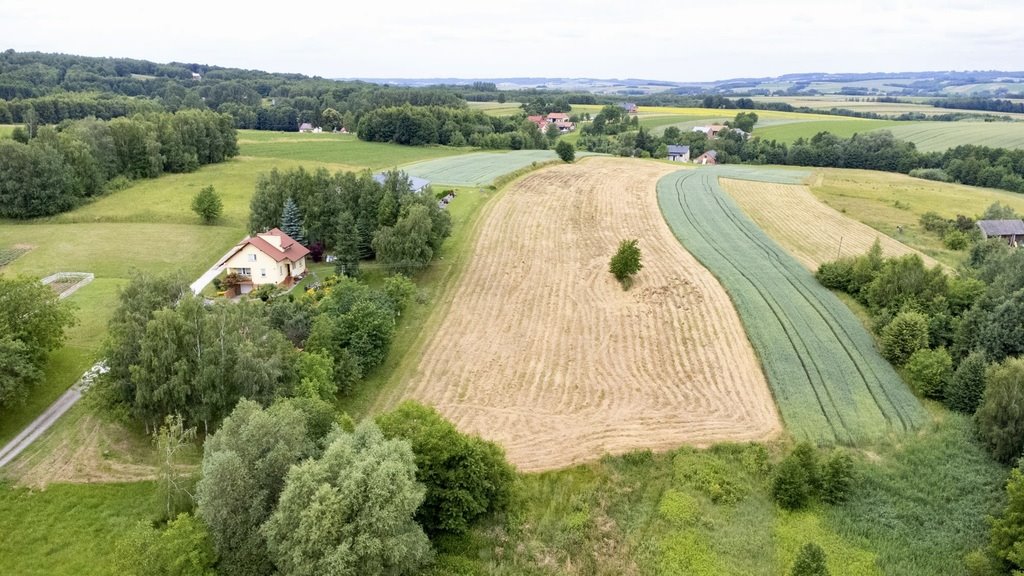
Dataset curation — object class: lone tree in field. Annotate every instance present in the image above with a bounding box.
[555,139,575,163]
[191,185,223,224]
[280,197,305,245]
[610,239,642,287]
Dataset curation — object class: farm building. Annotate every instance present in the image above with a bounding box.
[693,125,726,138]
[218,228,309,295]
[667,145,690,162]
[695,150,718,165]
[372,171,431,194]
[542,112,575,133]
[978,219,1024,246]
[620,102,638,114]
[298,123,322,133]
[190,72,202,81]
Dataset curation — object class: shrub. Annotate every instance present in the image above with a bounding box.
[555,139,575,162]
[880,311,930,365]
[815,258,854,291]
[772,455,812,510]
[377,401,516,536]
[919,211,951,234]
[909,168,952,183]
[944,230,969,251]
[790,542,830,576]
[904,347,953,399]
[821,451,854,504]
[946,350,989,413]
[976,357,1024,463]
[609,238,642,287]
[191,185,223,224]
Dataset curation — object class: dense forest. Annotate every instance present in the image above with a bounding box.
[0,109,237,218]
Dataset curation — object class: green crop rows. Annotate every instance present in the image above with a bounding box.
[880,122,1024,152]
[657,166,927,444]
[403,150,594,186]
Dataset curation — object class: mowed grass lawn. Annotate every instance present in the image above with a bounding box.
[237,130,466,167]
[0,481,157,576]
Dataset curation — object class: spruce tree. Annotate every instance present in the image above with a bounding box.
[281,197,305,245]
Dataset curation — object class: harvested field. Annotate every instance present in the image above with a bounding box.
[658,167,927,444]
[396,157,781,472]
[720,178,941,270]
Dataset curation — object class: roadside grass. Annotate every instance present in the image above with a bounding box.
[0,481,157,576]
[432,412,1004,576]
[237,130,467,167]
[0,279,122,447]
[809,168,1024,265]
[0,124,14,138]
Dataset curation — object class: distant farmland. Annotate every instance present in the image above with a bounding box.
[880,122,1024,152]
[236,130,464,168]
[658,167,927,444]
[402,150,594,186]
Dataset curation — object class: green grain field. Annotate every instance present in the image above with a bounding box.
[877,121,1024,152]
[466,101,524,116]
[658,166,927,444]
[753,119,905,143]
[236,130,465,167]
[403,150,588,186]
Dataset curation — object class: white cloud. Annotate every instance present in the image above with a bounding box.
[0,0,1020,80]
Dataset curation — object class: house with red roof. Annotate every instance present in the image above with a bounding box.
[217,228,309,295]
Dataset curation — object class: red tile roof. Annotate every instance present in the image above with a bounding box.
[546,113,569,120]
[218,227,310,267]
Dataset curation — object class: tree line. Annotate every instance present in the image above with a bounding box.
[356,104,548,149]
[248,167,451,274]
[0,109,238,218]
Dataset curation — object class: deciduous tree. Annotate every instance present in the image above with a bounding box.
[262,422,432,576]
[191,185,222,224]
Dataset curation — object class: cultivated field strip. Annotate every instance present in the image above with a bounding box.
[720,178,941,270]
[399,158,781,471]
[402,150,593,187]
[658,168,927,444]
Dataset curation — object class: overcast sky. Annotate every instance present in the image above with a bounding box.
[2,0,1022,81]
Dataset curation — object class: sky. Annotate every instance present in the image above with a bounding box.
[1,0,1022,82]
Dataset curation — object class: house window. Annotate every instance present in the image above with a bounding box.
[260,268,267,278]
[238,268,251,276]
[247,253,257,262]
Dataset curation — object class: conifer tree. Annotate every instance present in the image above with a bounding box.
[281,197,305,244]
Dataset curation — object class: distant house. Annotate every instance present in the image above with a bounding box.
[978,219,1024,246]
[218,228,309,295]
[372,171,431,194]
[694,150,718,165]
[191,72,202,81]
[298,123,315,133]
[667,145,690,162]
[545,112,575,133]
[692,125,726,138]
[527,114,549,132]
[620,102,638,114]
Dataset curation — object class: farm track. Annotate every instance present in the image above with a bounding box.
[720,178,941,270]
[392,158,781,471]
[657,168,927,444]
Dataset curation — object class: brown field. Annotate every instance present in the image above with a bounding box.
[392,158,781,472]
[721,177,942,271]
